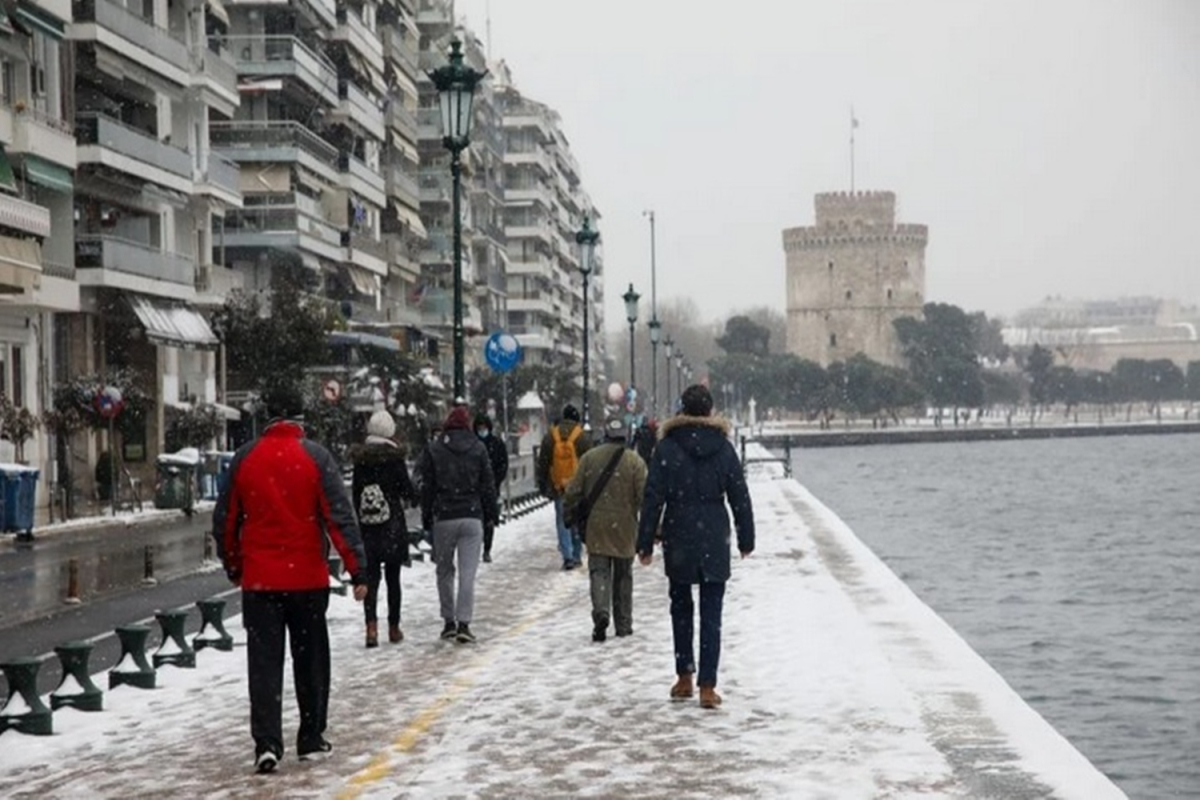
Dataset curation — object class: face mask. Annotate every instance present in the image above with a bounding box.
[477,430,488,440]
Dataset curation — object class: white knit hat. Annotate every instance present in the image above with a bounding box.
[366,409,396,439]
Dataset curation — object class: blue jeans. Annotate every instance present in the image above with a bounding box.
[669,580,726,687]
[554,498,582,563]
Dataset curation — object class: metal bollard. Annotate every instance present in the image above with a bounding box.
[51,642,104,712]
[1,658,53,735]
[203,533,214,562]
[142,545,157,587]
[65,558,82,605]
[193,599,234,652]
[153,609,196,668]
[109,625,156,690]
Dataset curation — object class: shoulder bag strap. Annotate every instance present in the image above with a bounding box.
[579,447,626,521]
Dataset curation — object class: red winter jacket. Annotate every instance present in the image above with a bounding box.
[213,421,366,591]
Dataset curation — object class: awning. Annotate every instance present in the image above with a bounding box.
[0,234,40,294]
[127,295,219,350]
[15,5,64,40]
[0,145,14,192]
[169,400,241,421]
[24,155,73,193]
[328,330,399,351]
[345,265,377,295]
[205,0,230,27]
[238,164,290,193]
[300,252,321,271]
[238,78,284,93]
[394,203,426,238]
[393,137,419,165]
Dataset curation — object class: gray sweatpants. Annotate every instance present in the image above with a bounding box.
[434,518,484,624]
[589,554,634,635]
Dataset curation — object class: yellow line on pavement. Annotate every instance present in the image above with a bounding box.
[336,614,548,799]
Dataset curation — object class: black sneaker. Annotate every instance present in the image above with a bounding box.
[592,626,607,643]
[440,620,458,640]
[482,551,492,563]
[255,750,279,774]
[455,622,476,644]
[561,560,573,571]
[298,738,332,761]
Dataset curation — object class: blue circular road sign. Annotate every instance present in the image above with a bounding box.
[484,331,522,373]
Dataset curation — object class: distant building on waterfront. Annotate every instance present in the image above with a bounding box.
[1004,296,1200,370]
[782,191,928,367]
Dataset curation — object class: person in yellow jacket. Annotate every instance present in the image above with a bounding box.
[535,404,592,570]
[564,415,647,641]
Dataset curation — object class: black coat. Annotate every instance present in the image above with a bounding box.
[416,428,498,530]
[636,415,755,584]
[480,432,509,490]
[350,439,416,564]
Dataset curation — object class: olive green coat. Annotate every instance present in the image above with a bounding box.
[563,443,648,559]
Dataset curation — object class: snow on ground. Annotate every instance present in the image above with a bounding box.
[0,453,1123,799]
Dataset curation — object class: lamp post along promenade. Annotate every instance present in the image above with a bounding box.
[576,216,600,426]
[623,283,640,392]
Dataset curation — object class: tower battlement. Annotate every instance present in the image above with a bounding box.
[814,190,896,228]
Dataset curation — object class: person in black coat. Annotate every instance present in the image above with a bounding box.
[415,405,498,644]
[636,384,755,710]
[474,412,509,562]
[631,417,658,465]
[351,410,416,648]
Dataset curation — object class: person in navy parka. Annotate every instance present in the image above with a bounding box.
[636,383,755,710]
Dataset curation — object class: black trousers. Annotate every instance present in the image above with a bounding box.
[243,589,331,756]
[364,552,402,626]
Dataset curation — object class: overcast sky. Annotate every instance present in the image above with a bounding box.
[454,0,1200,328]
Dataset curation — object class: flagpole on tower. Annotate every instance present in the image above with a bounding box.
[850,106,858,192]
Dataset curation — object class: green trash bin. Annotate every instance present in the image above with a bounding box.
[155,449,200,515]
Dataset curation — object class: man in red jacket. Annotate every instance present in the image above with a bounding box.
[213,394,368,774]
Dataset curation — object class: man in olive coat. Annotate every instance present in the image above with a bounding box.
[564,415,647,642]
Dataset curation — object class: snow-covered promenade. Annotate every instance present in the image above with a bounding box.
[0,449,1124,799]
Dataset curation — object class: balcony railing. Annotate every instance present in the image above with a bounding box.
[201,152,240,195]
[226,35,339,103]
[335,8,384,67]
[197,43,238,90]
[381,26,418,76]
[75,234,195,286]
[341,230,389,262]
[387,165,420,206]
[75,113,192,178]
[337,153,386,195]
[72,0,190,71]
[210,121,338,165]
[337,80,384,138]
[42,261,76,280]
[386,100,417,135]
[0,193,52,238]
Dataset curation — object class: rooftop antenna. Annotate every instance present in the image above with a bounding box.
[850,106,859,192]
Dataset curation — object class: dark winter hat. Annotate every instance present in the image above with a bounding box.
[445,406,472,430]
[474,412,493,431]
[680,384,714,417]
[603,415,629,441]
[264,388,304,421]
[562,404,581,422]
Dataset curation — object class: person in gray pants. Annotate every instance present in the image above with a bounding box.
[416,405,498,644]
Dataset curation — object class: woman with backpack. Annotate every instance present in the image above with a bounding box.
[350,410,416,648]
[535,404,593,570]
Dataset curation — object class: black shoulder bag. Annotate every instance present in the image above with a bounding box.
[567,446,626,540]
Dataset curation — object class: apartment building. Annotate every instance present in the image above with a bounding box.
[494,61,605,386]
[59,0,241,490]
[0,0,78,490]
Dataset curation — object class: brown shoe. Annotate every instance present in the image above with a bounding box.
[365,622,378,648]
[388,624,403,644]
[699,685,722,709]
[670,673,694,700]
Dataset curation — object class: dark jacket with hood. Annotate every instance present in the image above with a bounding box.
[636,414,755,584]
[416,426,498,530]
[350,436,416,559]
[474,413,509,490]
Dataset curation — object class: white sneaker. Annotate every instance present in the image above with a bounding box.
[255,750,279,774]
[298,739,333,761]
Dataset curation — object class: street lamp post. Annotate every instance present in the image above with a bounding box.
[663,336,674,412]
[622,283,640,392]
[429,39,486,402]
[643,209,659,416]
[648,318,661,417]
[575,216,600,426]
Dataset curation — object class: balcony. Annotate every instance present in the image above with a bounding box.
[386,165,420,208]
[75,234,196,287]
[228,36,339,107]
[210,121,338,182]
[505,224,553,246]
[387,100,418,137]
[197,152,241,205]
[337,153,386,208]
[195,263,244,302]
[194,43,239,109]
[332,80,385,142]
[505,185,553,208]
[381,26,418,78]
[334,9,384,75]
[503,149,552,174]
[222,195,345,262]
[0,194,51,238]
[71,0,190,80]
[75,113,192,192]
[12,106,76,170]
[416,107,441,140]
[418,169,449,204]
